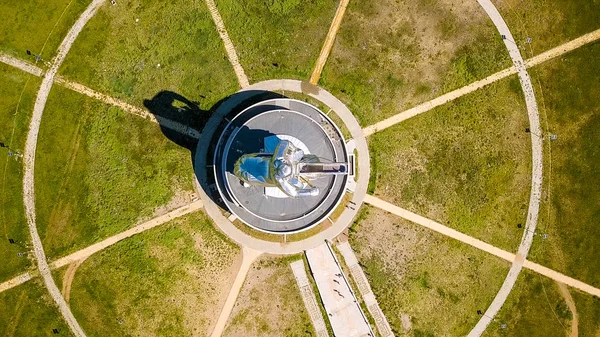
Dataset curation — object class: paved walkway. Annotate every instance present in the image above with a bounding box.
[363,195,600,298]
[290,260,329,337]
[305,242,373,337]
[195,79,370,254]
[0,53,200,139]
[0,201,203,295]
[204,0,249,88]
[210,247,262,337]
[337,241,393,337]
[469,1,543,335]
[362,28,600,137]
[309,0,349,85]
[525,28,600,68]
[22,1,106,336]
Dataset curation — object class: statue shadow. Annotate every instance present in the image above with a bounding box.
[143,89,286,206]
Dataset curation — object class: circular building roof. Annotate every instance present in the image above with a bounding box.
[213,98,348,234]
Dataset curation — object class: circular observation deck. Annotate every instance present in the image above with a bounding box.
[213,98,348,234]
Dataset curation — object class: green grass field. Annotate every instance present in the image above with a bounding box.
[526,42,600,288]
[493,0,600,58]
[223,255,315,337]
[214,0,338,83]
[572,291,600,336]
[0,64,40,282]
[482,270,572,337]
[320,0,511,126]
[0,281,73,337]
[350,206,510,336]
[60,0,239,110]
[70,211,240,336]
[35,86,195,259]
[368,75,530,251]
[0,0,90,63]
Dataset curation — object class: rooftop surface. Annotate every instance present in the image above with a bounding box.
[214,98,348,233]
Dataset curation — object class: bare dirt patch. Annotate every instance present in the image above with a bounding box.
[223,255,315,337]
[350,206,509,336]
[61,258,86,304]
[69,212,241,336]
[323,0,510,126]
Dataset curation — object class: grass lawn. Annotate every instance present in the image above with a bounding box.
[526,42,600,288]
[0,281,73,337]
[223,255,315,337]
[0,64,40,282]
[493,0,600,58]
[0,0,91,63]
[349,206,510,336]
[59,0,239,110]
[70,211,240,336]
[369,75,530,251]
[320,0,511,126]
[572,291,600,337]
[482,270,572,337]
[35,86,195,259]
[214,0,339,82]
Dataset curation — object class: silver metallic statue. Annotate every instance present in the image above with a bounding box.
[234,140,347,198]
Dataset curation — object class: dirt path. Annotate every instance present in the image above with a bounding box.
[0,273,32,293]
[203,0,249,88]
[557,282,579,337]
[54,77,201,139]
[22,1,106,335]
[309,0,349,85]
[0,201,202,296]
[210,247,262,337]
[61,258,86,304]
[0,55,199,139]
[363,194,600,299]
[362,27,600,137]
[364,195,516,261]
[0,53,43,76]
[50,201,202,269]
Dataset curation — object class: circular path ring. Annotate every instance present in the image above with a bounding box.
[195,79,370,254]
